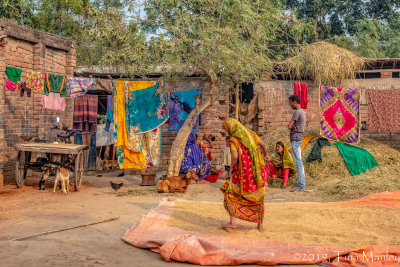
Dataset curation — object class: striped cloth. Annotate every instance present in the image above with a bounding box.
[67,77,95,98]
[72,94,98,132]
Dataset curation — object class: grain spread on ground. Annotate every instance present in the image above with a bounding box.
[168,200,400,248]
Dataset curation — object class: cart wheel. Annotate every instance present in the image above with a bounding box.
[15,151,26,188]
[74,151,83,191]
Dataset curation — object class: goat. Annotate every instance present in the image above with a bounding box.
[156,171,199,193]
[53,167,70,195]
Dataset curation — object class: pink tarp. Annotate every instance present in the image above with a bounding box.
[122,191,400,266]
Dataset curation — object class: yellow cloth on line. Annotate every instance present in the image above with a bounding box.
[288,135,318,154]
[114,80,147,169]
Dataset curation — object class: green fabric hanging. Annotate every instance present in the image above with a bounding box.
[5,67,22,83]
[44,73,68,97]
[306,138,332,163]
[332,142,379,176]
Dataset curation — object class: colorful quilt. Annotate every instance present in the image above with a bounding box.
[169,89,202,132]
[320,86,360,143]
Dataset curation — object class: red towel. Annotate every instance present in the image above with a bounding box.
[294,82,308,109]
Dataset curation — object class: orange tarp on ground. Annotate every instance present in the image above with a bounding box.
[122,191,400,266]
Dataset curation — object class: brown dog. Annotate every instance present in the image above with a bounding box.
[157,171,199,193]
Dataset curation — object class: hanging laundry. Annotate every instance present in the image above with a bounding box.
[5,66,22,83]
[5,79,21,92]
[75,131,96,170]
[113,80,147,170]
[72,94,98,132]
[26,70,44,91]
[126,81,168,134]
[41,92,66,111]
[294,82,308,109]
[368,90,400,133]
[95,78,113,93]
[169,89,202,132]
[67,76,95,98]
[141,128,162,167]
[44,73,68,97]
[96,124,114,147]
[332,142,378,176]
[5,66,22,92]
[105,95,113,132]
[320,86,360,144]
[20,82,31,97]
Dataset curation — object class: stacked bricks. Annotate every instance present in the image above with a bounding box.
[0,20,76,185]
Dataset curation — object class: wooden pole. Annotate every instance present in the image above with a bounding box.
[235,82,239,120]
[12,217,120,241]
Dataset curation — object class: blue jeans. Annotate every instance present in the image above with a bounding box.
[291,140,306,189]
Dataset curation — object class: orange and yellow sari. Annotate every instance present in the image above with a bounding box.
[221,118,267,223]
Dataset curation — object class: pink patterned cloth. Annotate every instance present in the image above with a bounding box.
[41,92,66,111]
[5,80,21,92]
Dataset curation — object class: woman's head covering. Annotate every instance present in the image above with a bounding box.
[222,118,264,188]
[187,133,196,145]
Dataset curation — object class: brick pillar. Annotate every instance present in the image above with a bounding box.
[66,42,76,75]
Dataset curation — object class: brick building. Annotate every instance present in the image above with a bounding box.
[250,68,400,150]
[0,20,76,186]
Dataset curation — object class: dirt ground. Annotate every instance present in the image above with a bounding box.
[0,172,318,267]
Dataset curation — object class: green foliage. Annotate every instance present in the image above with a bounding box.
[141,0,289,84]
[0,0,35,26]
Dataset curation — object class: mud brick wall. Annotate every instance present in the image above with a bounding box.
[253,80,320,133]
[158,78,229,173]
[254,78,400,151]
[0,20,76,186]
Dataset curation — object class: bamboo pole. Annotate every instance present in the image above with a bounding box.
[12,217,120,241]
[235,82,239,120]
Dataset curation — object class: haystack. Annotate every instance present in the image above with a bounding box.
[278,42,365,86]
[262,127,400,201]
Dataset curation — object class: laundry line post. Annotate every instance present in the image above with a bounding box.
[235,82,239,120]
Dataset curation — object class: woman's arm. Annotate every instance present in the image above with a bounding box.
[229,150,238,178]
[257,139,270,161]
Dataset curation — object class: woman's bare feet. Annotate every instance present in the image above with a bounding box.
[257,223,265,232]
[283,184,287,189]
[222,223,236,230]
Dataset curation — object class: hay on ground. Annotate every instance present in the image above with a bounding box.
[168,201,400,248]
[262,127,400,201]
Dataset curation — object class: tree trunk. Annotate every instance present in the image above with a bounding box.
[167,83,218,177]
[235,82,239,120]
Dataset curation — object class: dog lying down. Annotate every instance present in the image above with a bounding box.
[157,171,199,193]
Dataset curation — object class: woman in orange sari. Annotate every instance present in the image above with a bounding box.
[221,118,270,232]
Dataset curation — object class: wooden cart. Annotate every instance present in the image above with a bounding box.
[15,143,88,191]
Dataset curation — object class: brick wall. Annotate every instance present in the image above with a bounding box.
[0,20,76,186]
[158,78,229,172]
[254,78,400,150]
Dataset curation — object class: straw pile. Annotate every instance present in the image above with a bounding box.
[168,201,400,248]
[278,42,365,86]
[262,127,400,201]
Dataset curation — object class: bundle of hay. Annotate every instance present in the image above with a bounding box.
[278,42,365,86]
[262,127,400,201]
